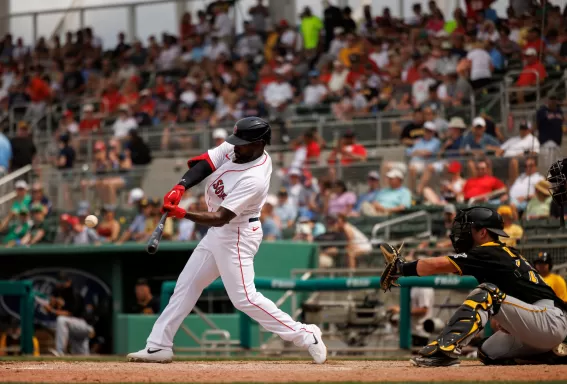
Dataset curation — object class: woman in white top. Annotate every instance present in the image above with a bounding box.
[465,41,493,90]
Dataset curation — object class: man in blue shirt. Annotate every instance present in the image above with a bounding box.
[354,171,381,214]
[460,116,500,153]
[361,169,412,216]
[0,131,11,175]
[407,122,441,193]
[487,40,504,72]
[274,188,298,229]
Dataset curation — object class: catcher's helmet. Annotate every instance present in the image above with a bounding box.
[226,117,271,146]
[450,207,509,253]
[547,158,567,205]
[534,252,553,270]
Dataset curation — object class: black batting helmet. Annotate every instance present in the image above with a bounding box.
[450,207,509,253]
[547,158,567,205]
[534,252,553,270]
[226,117,271,146]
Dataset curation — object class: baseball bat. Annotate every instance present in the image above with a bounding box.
[146,212,168,254]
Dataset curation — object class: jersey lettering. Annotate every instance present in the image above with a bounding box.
[212,179,228,200]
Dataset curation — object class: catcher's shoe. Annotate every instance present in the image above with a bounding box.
[307,325,327,364]
[127,347,173,363]
[410,351,460,367]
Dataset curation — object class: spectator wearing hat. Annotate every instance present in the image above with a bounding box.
[21,203,51,245]
[301,70,328,106]
[400,108,425,147]
[515,47,546,103]
[96,206,121,243]
[509,156,544,211]
[327,130,367,165]
[53,214,72,244]
[292,214,322,242]
[9,180,31,217]
[463,159,507,203]
[361,169,411,216]
[353,171,381,215]
[286,168,309,208]
[118,198,153,244]
[131,278,160,315]
[29,182,51,216]
[536,94,563,150]
[275,188,297,229]
[263,69,293,114]
[59,110,79,136]
[112,104,138,139]
[533,254,567,302]
[525,180,553,220]
[1,207,30,247]
[261,195,281,241]
[290,129,323,168]
[68,216,100,245]
[459,116,500,175]
[212,128,227,147]
[9,121,36,172]
[422,160,465,205]
[407,121,442,193]
[497,205,523,247]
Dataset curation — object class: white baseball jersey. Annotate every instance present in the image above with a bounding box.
[202,141,272,223]
[144,140,320,356]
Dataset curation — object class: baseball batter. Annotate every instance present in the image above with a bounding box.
[380,206,567,367]
[127,117,327,364]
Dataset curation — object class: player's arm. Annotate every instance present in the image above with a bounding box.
[183,207,236,227]
[415,257,460,276]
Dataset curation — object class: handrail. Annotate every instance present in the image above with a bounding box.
[0,165,32,187]
[370,210,431,241]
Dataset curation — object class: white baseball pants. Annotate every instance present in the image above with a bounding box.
[146,221,316,350]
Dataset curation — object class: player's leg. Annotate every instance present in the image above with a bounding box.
[127,242,220,363]
[213,227,327,363]
[412,283,506,367]
[54,316,71,355]
[479,296,567,364]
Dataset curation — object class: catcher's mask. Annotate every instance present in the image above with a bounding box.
[547,158,567,206]
[450,207,509,253]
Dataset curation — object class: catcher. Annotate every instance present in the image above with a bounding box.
[379,206,567,367]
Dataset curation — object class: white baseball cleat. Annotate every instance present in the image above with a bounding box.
[307,326,327,364]
[127,347,173,363]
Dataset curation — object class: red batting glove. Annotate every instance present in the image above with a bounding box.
[163,185,185,207]
[161,203,186,219]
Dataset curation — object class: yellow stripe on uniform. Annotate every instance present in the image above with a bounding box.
[445,256,463,276]
[503,301,547,313]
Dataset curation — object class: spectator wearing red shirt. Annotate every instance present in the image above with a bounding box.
[465,0,495,18]
[101,82,124,115]
[255,64,277,94]
[290,129,324,168]
[138,89,156,117]
[462,159,508,202]
[122,79,139,108]
[523,27,545,55]
[516,48,547,103]
[79,104,101,134]
[328,130,367,165]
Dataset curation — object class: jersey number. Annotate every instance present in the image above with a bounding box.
[503,246,542,285]
[212,179,227,200]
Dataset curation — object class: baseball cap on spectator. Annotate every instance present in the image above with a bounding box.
[83,104,94,113]
[138,198,150,207]
[441,41,452,50]
[30,203,44,213]
[444,203,456,214]
[118,104,129,113]
[148,198,160,206]
[368,171,380,180]
[288,168,302,177]
[524,48,537,56]
[424,121,437,132]
[18,207,29,216]
[212,128,228,140]
[63,110,73,118]
[279,19,289,28]
[497,205,513,217]
[343,129,356,138]
[60,213,70,223]
[386,169,404,179]
[448,117,466,129]
[15,180,28,190]
[266,194,278,206]
[140,89,151,97]
[447,161,462,174]
[277,187,288,196]
[519,121,532,130]
[472,117,486,127]
[128,188,145,204]
[333,27,344,35]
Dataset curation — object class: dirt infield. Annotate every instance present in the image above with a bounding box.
[1,360,566,383]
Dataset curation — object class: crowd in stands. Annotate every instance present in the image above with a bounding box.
[0,0,566,268]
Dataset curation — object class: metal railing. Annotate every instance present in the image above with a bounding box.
[370,210,432,242]
[0,165,33,217]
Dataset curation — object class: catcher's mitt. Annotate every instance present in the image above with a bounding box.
[379,243,406,292]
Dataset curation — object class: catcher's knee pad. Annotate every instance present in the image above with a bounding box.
[420,283,506,357]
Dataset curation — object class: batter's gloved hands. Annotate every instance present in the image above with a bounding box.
[163,185,185,207]
[161,203,186,219]
[379,243,406,292]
